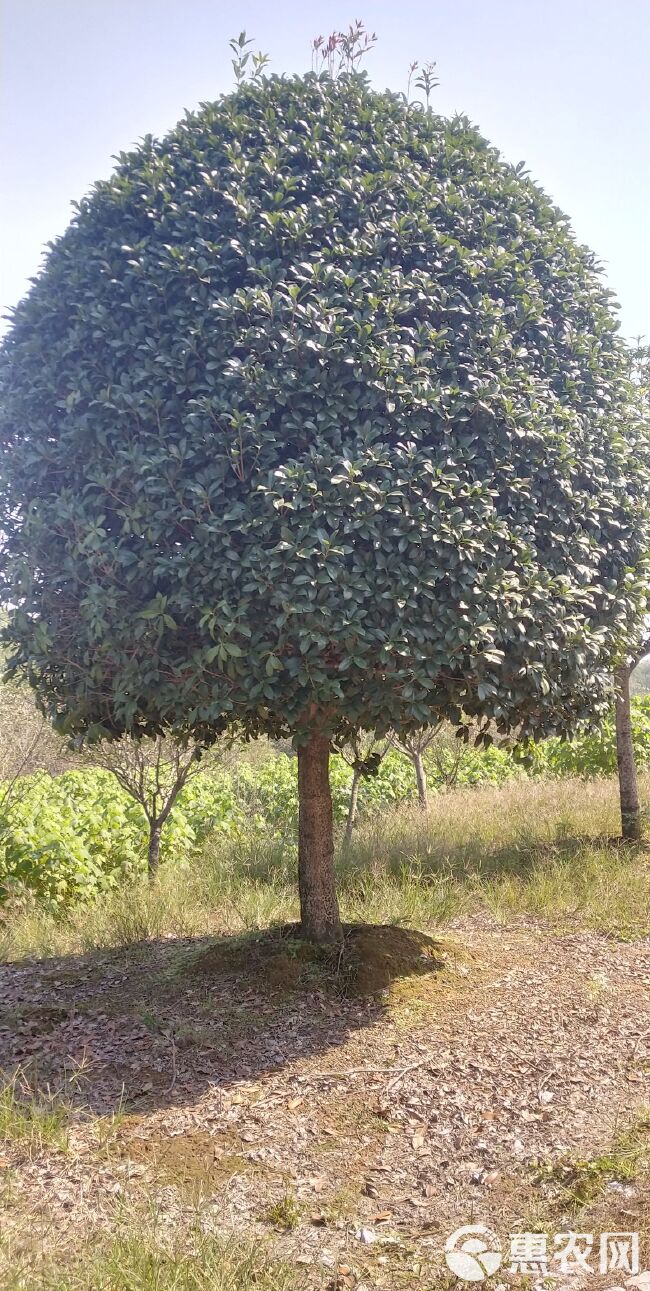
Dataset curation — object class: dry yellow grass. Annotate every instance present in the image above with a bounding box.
[1,772,648,961]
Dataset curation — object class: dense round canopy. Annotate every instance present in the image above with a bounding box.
[0,72,647,745]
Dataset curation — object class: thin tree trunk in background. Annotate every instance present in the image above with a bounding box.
[297,731,342,943]
[413,752,428,810]
[615,664,641,841]
[147,821,162,878]
[343,768,361,849]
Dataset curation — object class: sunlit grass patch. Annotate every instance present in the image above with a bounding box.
[1,772,649,961]
[532,1108,650,1217]
[263,1192,303,1231]
[0,1225,296,1291]
[0,1071,71,1155]
[479,841,650,937]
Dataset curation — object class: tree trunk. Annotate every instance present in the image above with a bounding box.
[343,768,361,849]
[147,821,162,878]
[297,731,342,943]
[413,752,428,810]
[615,664,641,841]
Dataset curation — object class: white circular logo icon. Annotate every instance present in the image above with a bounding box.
[444,1225,503,1281]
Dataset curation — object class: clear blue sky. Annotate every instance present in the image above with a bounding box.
[1,0,648,339]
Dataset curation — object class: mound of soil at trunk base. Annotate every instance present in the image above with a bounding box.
[189,922,446,996]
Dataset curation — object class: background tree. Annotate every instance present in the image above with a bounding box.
[1,68,648,942]
[0,681,71,831]
[614,341,650,840]
[0,682,72,785]
[92,737,208,876]
[0,622,78,832]
[338,731,390,846]
[615,657,643,840]
[390,728,442,810]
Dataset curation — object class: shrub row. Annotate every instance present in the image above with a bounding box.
[2,698,650,908]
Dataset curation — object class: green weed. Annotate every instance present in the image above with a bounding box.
[263,1193,302,1231]
[0,1073,71,1155]
[0,1227,295,1291]
[533,1110,650,1215]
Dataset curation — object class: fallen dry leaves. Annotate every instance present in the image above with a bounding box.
[1,917,650,1288]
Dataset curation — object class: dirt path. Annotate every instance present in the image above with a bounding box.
[1,918,650,1288]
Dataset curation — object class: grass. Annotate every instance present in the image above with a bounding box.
[263,1193,303,1231]
[532,1108,650,1217]
[0,1224,298,1291]
[1,772,649,961]
[0,1071,71,1155]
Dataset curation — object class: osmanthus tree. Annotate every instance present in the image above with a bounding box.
[1,70,648,942]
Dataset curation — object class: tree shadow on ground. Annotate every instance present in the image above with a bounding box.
[0,923,447,1120]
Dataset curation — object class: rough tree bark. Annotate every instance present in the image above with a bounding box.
[297,730,342,943]
[343,767,361,850]
[147,821,163,877]
[413,751,428,810]
[615,663,642,841]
